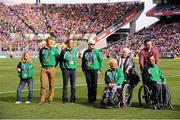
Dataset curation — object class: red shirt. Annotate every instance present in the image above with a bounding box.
[139,47,159,72]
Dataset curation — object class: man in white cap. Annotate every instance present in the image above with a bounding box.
[82,39,104,103]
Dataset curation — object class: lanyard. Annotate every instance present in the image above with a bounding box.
[88,51,93,63]
[111,70,116,83]
[23,63,28,75]
[46,49,51,61]
[70,51,73,62]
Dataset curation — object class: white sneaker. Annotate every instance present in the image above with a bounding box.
[15,101,22,104]
[25,101,31,104]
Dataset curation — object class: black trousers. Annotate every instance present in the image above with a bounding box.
[152,83,168,105]
[85,70,98,102]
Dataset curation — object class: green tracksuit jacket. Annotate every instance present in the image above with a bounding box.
[59,48,77,70]
[144,64,166,84]
[82,48,104,72]
[17,61,33,79]
[105,67,125,86]
[39,47,59,68]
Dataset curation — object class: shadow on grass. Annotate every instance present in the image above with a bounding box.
[0,96,180,111]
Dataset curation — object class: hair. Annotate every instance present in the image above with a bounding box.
[144,39,151,44]
[109,58,117,66]
[21,51,31,62]
[46,37,53,42]
[122,47,130,54]
[66,39,73,44]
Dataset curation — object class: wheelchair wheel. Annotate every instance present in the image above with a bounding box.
[166,86,173,109]
[122,84,132,107]
[138,85,151,107]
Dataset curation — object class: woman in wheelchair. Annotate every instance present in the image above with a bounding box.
[101,59,125,108]
[143,56,170,109]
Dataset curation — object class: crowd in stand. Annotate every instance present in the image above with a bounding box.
[0,2,139,52]
[101,21,180,58]
[0,2,138,42]
[147,3,180,14]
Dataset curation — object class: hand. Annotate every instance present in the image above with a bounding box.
[162,81,166,84]
[107,83,112,88]
[17,68,21,72]
[98,71,100,77]
[125,69,129,74]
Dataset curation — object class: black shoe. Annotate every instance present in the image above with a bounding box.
[62,99,68,103]
[70,100,76,103]
[89,100,96,104]
[109,99,115,106]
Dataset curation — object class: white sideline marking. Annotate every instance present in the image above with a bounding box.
[166,75,180,77]
[0,74,179,95]
[0,83,104,95]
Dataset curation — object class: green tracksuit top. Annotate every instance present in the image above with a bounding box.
[39,47,59,68]
[105,67,125,86]
[147,64,166,83]
[17,61,33,79]
[82,48,104,72]
[59,48,77,70]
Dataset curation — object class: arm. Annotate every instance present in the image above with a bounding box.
[97,50,104,72]
[17,62,21,77]
[59,49,65,68]
[55,48,59,67]
[39,49,43,66]
[139,50,145,72]
[116,68,125,85]
[81,51,86,72]
[125,56,135,73]
[105,70,113,88]
[159,68,166,83]
[154,49,160,66]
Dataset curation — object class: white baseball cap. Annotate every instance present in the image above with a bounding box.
[88,39,95,44]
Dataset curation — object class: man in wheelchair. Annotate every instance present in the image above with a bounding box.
[101,58,125,108]
[143,56,170,109]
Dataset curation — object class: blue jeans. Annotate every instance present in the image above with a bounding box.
[17,77,33,102]
[104,85,122,99]
[62,69,76,101]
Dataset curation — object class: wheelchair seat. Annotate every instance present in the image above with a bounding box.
[100,82,132,109]
[138,84,173,110]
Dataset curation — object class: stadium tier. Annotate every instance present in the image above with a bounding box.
[101,21,180,58]
[0,2,140,52]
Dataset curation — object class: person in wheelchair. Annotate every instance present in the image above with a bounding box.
[101,58,125,107]
[117,48,140,90]
[143,56,169,108]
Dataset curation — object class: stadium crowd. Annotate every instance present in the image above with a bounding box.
[0,2,138,42]
[101,21,180,58]
[0,2,140,53]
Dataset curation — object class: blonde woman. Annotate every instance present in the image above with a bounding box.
[16,51,33,104]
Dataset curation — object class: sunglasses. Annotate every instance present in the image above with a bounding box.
[90,43,95,45]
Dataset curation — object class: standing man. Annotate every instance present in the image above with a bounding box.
[82,39,104,103]
[118,48,139,89]
[59,39,77,103]
[139,40,159,84]
[39,37,59,104]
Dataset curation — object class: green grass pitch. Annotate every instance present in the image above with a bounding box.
[0,58,180,119]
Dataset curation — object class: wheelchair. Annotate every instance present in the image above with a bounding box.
[138,84,173,110]
[100,82,132,109]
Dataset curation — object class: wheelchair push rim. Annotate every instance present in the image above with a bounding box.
[138,85,151,107]
[122,84,132,107]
